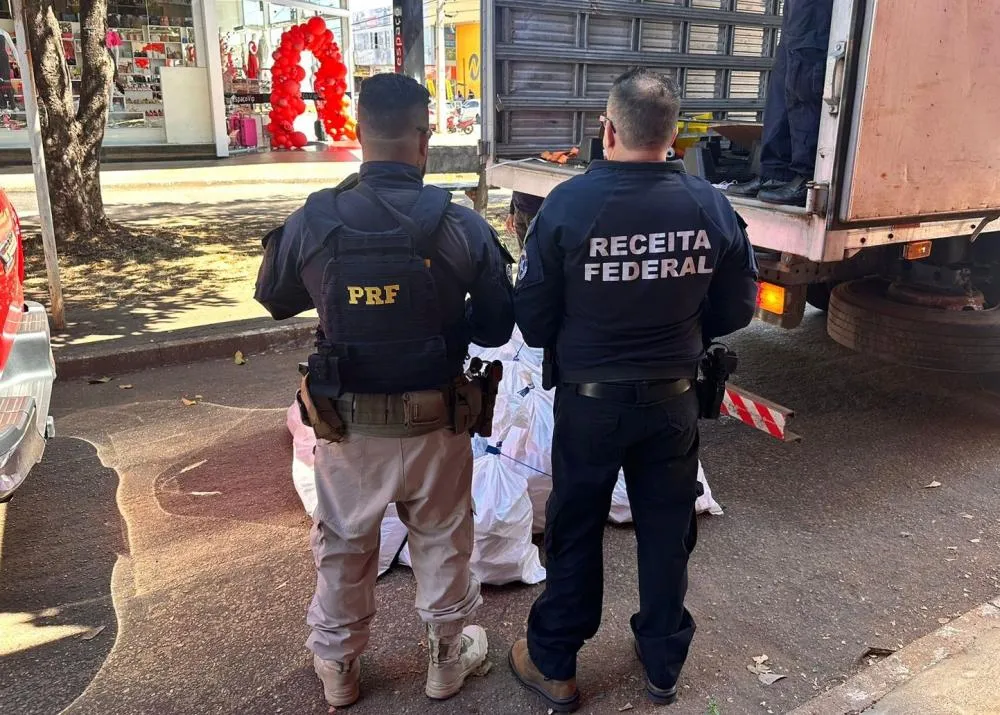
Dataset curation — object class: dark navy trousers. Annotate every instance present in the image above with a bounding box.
[760,0,835,181]
[526,386,701,688]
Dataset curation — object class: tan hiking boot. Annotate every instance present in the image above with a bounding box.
[425,624,490,699]
[508,638,581,712]
[313,653,360,707]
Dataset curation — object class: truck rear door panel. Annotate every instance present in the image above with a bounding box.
[837,0,1000,224]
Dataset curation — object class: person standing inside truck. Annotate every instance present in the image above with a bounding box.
[254,73,515,709]
[506,191,544,251]
[727,0,834,206]
[509,68,758,712]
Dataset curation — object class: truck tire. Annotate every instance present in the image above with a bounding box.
[806,283,834,312]
[827,278,1000,372]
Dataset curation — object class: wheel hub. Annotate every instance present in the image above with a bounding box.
[887,282,986,311]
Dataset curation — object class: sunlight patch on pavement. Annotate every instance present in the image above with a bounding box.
[0,611,92,656]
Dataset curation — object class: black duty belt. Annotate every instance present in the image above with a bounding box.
[574,379,692,404]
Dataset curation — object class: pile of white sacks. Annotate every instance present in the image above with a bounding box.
[286,328,723,586]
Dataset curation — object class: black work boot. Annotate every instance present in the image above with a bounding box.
[634,640,679,706]
[758,175,809,206]
[726,176,783,198]
[508,639,581,712]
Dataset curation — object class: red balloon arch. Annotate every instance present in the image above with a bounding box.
[267,16,356,150]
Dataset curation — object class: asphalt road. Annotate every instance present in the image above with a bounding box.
[3,312,1000,715]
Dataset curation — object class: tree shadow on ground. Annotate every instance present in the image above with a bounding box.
[0,437,127,714]
[19,197,305,351]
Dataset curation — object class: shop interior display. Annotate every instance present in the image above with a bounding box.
[267,16,354,149]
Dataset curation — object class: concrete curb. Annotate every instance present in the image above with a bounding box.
[55,320,316,381]
[789,597,1000,715]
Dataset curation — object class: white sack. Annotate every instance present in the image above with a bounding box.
[287,402,319,518]
[378,504,409,576]
[287,402,410,577]
[469,451,546,585]
[609,460,724,524]
[400,450,546,586]
[497,385,555,534]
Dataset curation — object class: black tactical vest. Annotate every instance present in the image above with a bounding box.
[305,182,455,397]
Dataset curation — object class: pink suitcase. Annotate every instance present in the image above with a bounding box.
[238,116,258,147]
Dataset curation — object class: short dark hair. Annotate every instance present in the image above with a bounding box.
[607,68,681,149]
[358,73,431,140]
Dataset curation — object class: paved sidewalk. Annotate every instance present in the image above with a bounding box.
[0,136,479,192]
[792,597,1000,715]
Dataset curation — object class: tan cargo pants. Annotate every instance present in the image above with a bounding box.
[306,426,482,663]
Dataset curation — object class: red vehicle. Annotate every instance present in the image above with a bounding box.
[0,186,55,501]
[446,114,476,135]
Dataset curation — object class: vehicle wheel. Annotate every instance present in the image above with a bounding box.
[806,282,834,312]
[827,278,1000,372]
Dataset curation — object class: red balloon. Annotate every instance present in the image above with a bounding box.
[283,80,300,95]
[292,97,306,114]
[293,65,306,82]
[327,113,346,129]
[273,96,289,109]
[307,16,327,35]
[280,120,294,133]
[291,131,308,148]
[322,30,335,47]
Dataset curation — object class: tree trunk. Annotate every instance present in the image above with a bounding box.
[21,0,113,241]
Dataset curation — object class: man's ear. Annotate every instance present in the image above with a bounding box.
[356,122,364,143]
[669,126,679,148]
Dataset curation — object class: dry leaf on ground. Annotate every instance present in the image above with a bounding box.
[88,377,112,384]
[758,673,786,686]
[181,397,199,406]
[235,350,247,365]
[118,384,134,390]
[924,481,942,489]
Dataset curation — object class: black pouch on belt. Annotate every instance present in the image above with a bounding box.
[451,377,483,435]
[467,358,504,437]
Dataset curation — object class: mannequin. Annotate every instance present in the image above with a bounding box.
[247,33,259,80]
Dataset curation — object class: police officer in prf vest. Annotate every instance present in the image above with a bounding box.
[509,68,758,712]
[254,73,514,709]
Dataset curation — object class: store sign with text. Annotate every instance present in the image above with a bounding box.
[392,1,404,73]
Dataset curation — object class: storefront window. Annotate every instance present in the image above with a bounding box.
[0,0,204,149]
[219,0,350,153]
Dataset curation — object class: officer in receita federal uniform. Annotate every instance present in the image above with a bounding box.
[254,73,515,708]
[508,68,759,711]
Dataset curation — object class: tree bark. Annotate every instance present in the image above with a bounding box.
[21,0,112,241]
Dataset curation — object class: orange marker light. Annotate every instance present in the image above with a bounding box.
[903,241,932,261]
[756,282,786,315]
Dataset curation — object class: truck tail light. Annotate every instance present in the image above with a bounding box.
[756,281,786,315]
[903,241,932,260]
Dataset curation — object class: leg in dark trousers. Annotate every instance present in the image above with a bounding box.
[623,389,700,689]
[526,388,623,680]
[759,40,794,182]
[784,0,833,178]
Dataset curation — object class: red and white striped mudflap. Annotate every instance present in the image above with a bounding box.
[721,384,800,442]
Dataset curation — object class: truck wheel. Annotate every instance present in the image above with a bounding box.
[827,278,1000,372]
[806,283,834,312]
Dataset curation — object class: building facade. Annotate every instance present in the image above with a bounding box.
[0,0,479,159]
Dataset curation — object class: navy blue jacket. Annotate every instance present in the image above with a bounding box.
[256,162,515,359]
[514,160,758,382]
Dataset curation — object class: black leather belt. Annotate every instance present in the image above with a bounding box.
[574,379,692,404]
